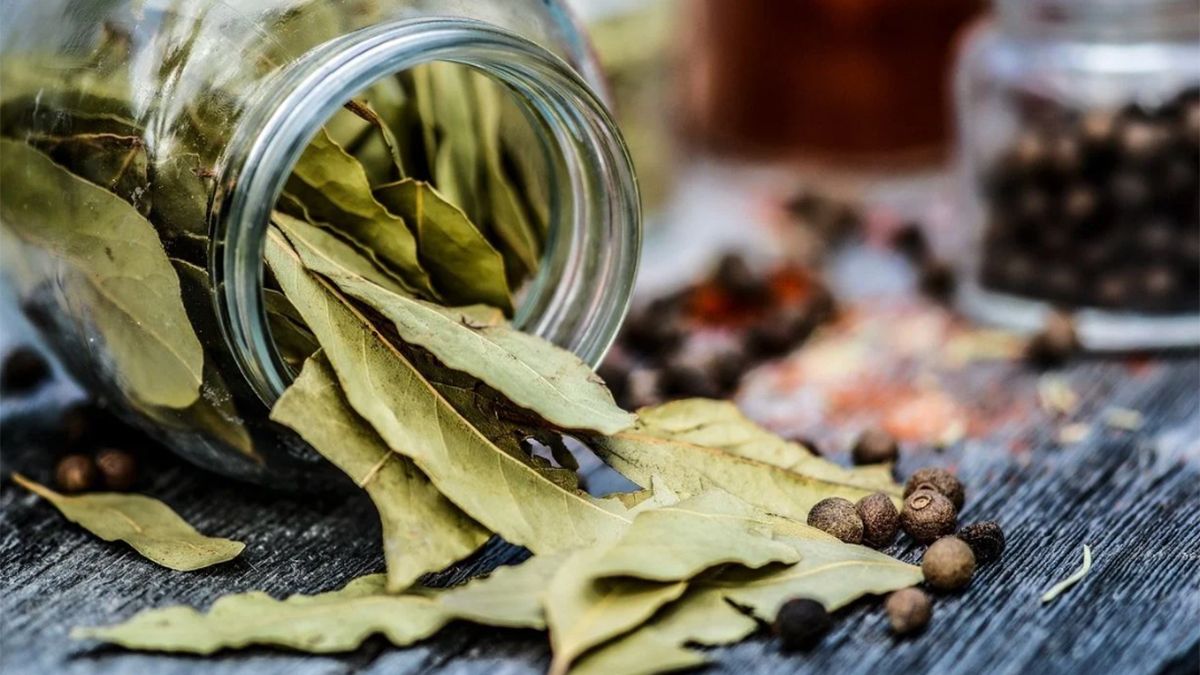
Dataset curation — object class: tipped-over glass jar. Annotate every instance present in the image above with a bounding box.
[953,0,1199,349]
[0,0,641,486]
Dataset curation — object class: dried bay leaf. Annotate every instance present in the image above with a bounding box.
[699,537,924,620]
[272,209,414,297]
[271,355,489,593]
[571,586,758,675]
[276,220,634,435]
[436,552,569,629]
[591,417,893,522]
[586,490,800,582]
[631,399,902,496]
[11,474,243,571]
[0,139,203,408]
[546,548,688,675]
[374,178,512,312]
[73,580,450,654]
[284,128,437,298]
[265,231,633,553]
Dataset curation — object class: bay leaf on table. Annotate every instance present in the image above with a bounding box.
[276,218,635,435]
[700,537,924,620]
[284,128,437,298]
[266,230,634,553]
[271,355,490,593]
[374,178,512,312]
[0,139,203,409]
[632,398,902,496]
[436,552,569,629]
[571,585,758,675]
[73,576,450,654]
[586,489,800,582]
[590,415,895,522]
[546,548,688,675]
[11,474,243,572]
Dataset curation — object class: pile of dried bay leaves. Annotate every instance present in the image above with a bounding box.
[4,59,924,674]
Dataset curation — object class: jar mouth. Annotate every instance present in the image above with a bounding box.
[212,18,641,406]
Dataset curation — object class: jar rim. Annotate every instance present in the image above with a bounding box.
[211,18,641,406]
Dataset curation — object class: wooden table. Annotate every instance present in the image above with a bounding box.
[2,180,1198,674]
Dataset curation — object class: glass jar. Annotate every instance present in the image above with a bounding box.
[953,0,1200,349]
[0,0,640,486]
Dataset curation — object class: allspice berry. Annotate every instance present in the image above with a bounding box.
[95,448,138,491]
[922,536,976,591]
[903,467,965,511]
[851,428,898,465]
[957,521,1006,564]
[55,454,97,493]
[807,497,864,544]
[1,346,51,397]
[856,492,900,549]
[885,588,932,635]
[901,489,957,544]
[773,598,830,651]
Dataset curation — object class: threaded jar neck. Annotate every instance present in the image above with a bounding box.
[211,18,640,406]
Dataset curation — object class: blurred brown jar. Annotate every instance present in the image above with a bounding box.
[681,0,984,164]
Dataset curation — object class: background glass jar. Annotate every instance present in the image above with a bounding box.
[953,0,1200,349]
[0,0,640,486]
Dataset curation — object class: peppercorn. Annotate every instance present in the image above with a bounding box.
[851,427,899,465]
[918,260,957,304]
[95,448,138,491]
[903,467,965,511]
[1024,310,1079,369]
[901,489,957,544]
[890,222,931,264]
[957,521,1006,564]
[885,588,932,635]
[55,454,97,493]
[807,497,864,544]
[713,253,767,303]
[0,346,50,397]
[773,598,830,651]
[922,536,976,591]
[856,492,900,549]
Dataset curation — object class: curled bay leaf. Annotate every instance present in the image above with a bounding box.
[590,412,895,521]
[374,178,512,312]
[546,549,688,675]
[629,398,902,496]
[271,355,489,593]
[700,537,924,620]
[275,216,634,435]
[266,230,633,553]
[11,473,243,572]
[284,128,437,298]
[586,490,801,582]
[0,139,203,409]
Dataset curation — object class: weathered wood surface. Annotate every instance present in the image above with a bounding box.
[2,333,1198,675]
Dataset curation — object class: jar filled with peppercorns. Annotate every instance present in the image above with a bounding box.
[953,0,1200,349]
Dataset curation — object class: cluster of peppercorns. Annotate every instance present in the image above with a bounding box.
[2,345,143,494]
[889,223,958,305]
[600,253,836,409]
[979,88,1200,314]
[773,438,1005,649]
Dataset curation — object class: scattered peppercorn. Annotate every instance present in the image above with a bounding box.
[856,492,900,549]
[957,521,1006,564]
[851,428,899,465]
[918,260,957,304]
[714,253,768,303]
[901,489,957,544]
[903,467,965,511]
[885,587,932,635]
[0,346,51,397]
[807,497,864,544]
[55,454,97,493]
[773,598,830,651]
[95,448,138,491]
[1024,310,1080,369]
[922,536,976,591]
[890,222,931,264]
